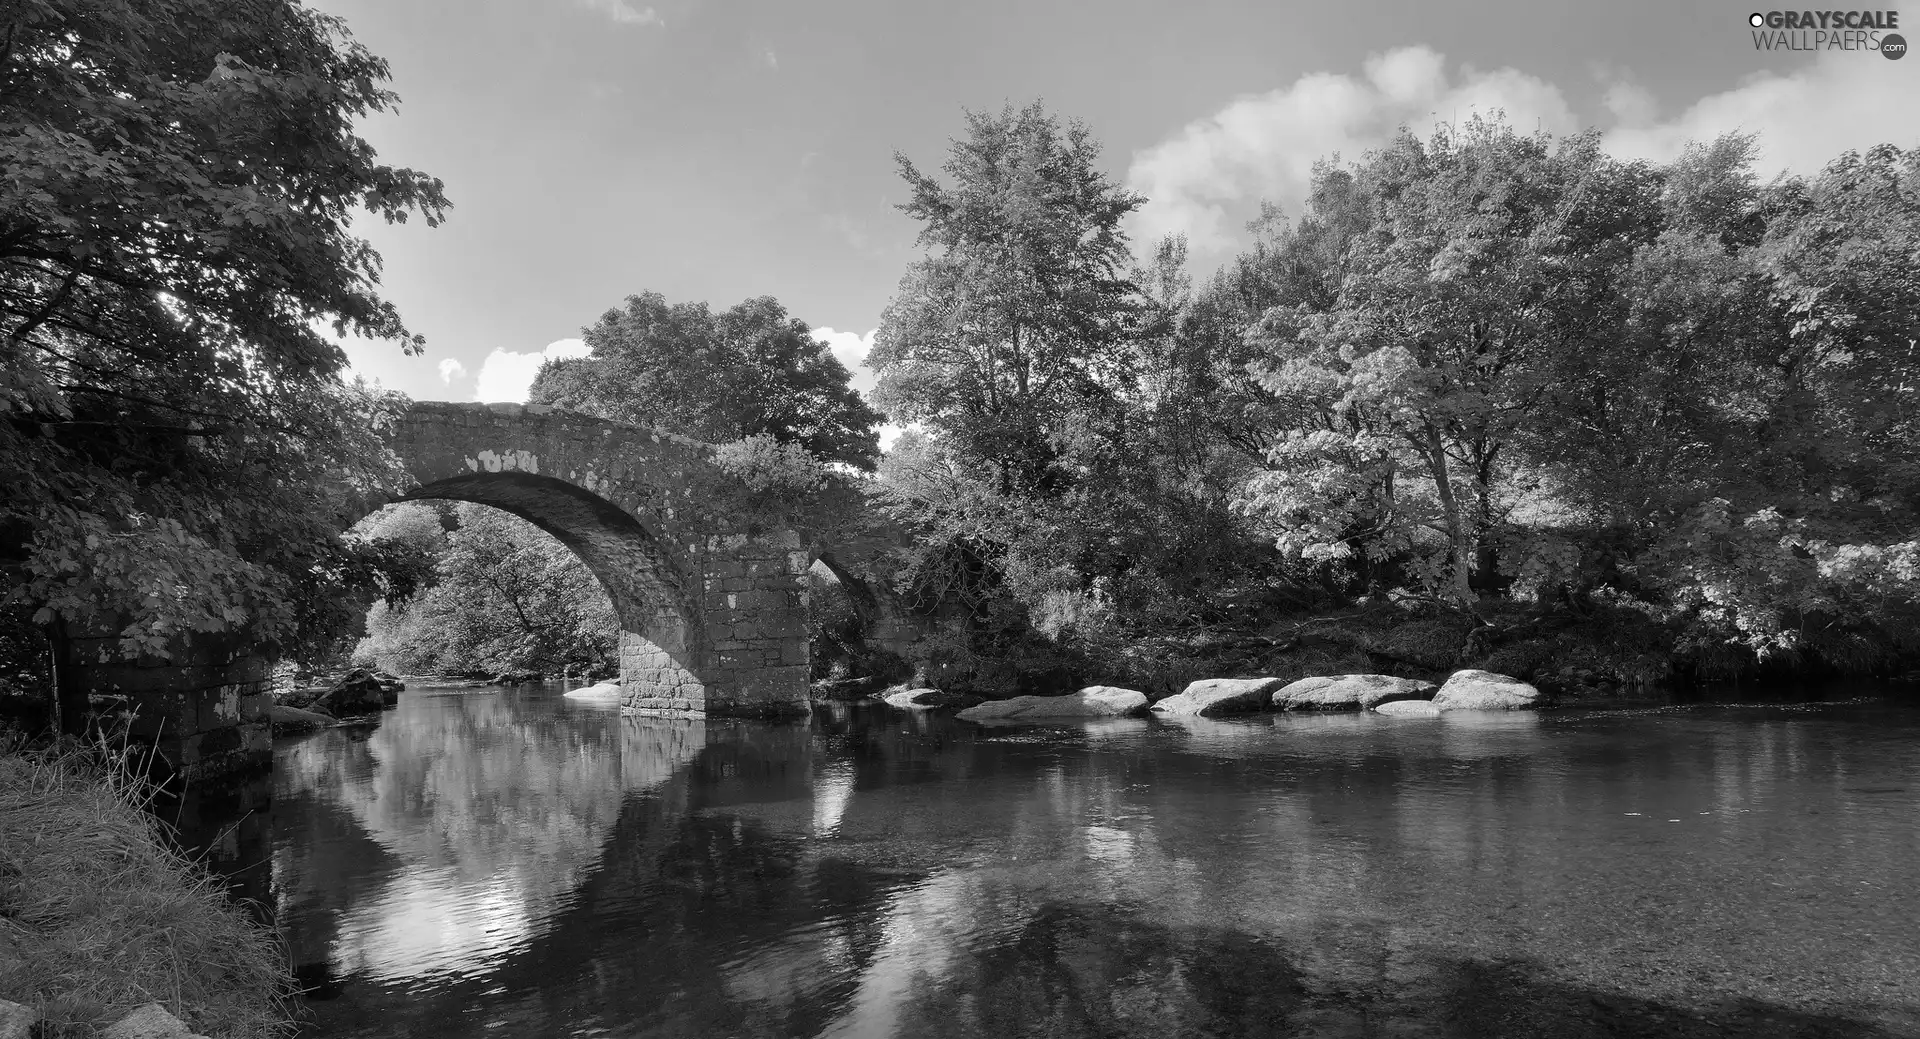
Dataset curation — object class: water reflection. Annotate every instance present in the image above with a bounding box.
[184,688,1920,1037]
[270,684,633,986]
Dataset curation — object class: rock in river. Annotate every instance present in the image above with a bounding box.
[956,686,1148,721]
[563,681,623,701]
[1273,674,1437,711]
[1150,677,1285,717]
[1373,700,1443,717]
[267,703,335,733]
[882,687,985,710]
[304,667,402,717]
[1432,669,1541,710]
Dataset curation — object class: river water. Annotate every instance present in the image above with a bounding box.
[180,682,1920,1038]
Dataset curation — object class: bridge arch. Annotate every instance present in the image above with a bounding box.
[392,471,707,706]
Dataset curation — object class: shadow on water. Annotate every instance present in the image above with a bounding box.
[168,686,1920,1039]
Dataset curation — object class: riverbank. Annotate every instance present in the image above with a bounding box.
[0,740,296,1038]
[1035,599,1920,706]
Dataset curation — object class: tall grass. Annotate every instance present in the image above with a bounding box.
[0,735,297,1038]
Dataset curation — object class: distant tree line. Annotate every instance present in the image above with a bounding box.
[856,105,1920,686]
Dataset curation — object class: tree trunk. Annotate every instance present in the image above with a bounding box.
[49,623,89,737]
[1423,422,1475,606]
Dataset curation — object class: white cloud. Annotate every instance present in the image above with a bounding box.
[812,326,912,452]
[436,358,467,385]
[1127,47,1577,253]
[812,327,879,397]
[577,0,661,26]
[1603,54,1920,176]
[1127,45,1920,257]
[761,47,779,71]
[474,338,592,403]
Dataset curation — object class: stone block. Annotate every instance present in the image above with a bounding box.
[758,612,808,639]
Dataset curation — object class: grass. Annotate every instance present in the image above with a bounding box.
[0,735,297,1038]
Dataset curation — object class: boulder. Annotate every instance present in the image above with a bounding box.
[310,668,392,717]
[0,999,37,1039]
[1433,669,1541,710]
[103,1003,209,1039]
[1273,674,1437,711]
[563,681,623,701]
[956,686,1148,721]
[881,687,984,710]
[266,704,334,733]
[1373,700,1443,717]
[1150,677,1285,717]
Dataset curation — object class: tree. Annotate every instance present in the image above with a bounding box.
[355,503,618,678]
[529,293,882,470]
[0,0,448,672]
[1609,143,1920,655]
[1237,119,1640,605]
[870,102,1144,497]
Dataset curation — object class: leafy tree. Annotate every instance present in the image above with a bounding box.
[355,503,618,678]
[0,0,448,679]
[1237,120,1639,605]
[1613,144,1920,655]
[872,105,1307,654]
[870,102,1144,497]
[529,293,882,470]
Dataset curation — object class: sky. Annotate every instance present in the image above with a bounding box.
[319,0,1920,413]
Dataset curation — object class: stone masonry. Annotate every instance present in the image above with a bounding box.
[370,402,921,718]
[65,401,924,780]
[55,621,272,782]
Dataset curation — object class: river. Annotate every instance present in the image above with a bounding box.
[175,681,1920,1038]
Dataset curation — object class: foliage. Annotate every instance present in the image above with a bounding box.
[1216,123,1920,670]
[865,105,1328,685]
[529,293,882,470]
[1235,120,1639,604]
[711,433,835,513]
[353,503,617,678]
[871,102,1144,497]
[862,105,1920,687]
[0,0,448,663]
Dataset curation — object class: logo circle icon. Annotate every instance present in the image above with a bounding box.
[1749,12,1765,26]
[1884,33,1908,59]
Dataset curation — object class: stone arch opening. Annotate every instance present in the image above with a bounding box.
[395,471,709,708]
[808,550,918,690]
[812,552,881,629]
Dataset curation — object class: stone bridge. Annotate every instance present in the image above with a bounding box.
[58,401,924,780]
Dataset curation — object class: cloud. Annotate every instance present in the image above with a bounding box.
[436,358,467,385]
[812,327,880,397]
[761,47,779,71]
[474,338,592,403]
[1127,47,1576,253]
[1602,53,1920,176]
[577,0,661,26]
[1127,45,1920,257]
[813,326,912,451]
